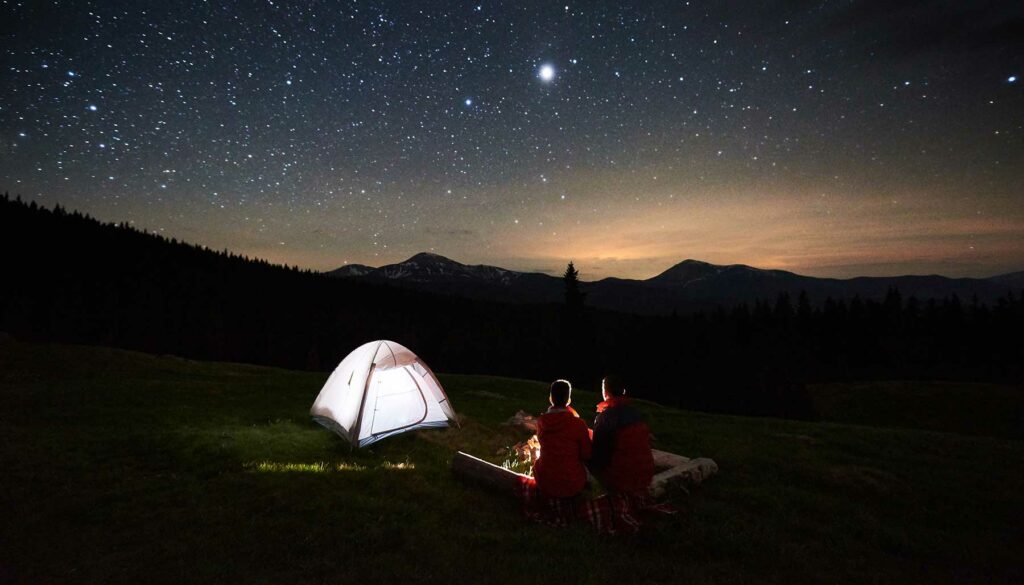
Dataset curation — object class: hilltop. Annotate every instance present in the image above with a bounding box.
[3,194,1023,422]
[1,342,1021,584]
[330,252,1022,314]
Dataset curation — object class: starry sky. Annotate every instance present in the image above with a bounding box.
[2,1,1022,280]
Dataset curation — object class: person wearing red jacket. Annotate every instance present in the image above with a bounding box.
[532,379,592,499]
[589,375,654,496]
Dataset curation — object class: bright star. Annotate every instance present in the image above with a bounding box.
[538,63,555,82]
[87,104,98,111]
[1009,76,1018,83]
[464,98,473,106]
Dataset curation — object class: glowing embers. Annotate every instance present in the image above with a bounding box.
[500,434,540,476]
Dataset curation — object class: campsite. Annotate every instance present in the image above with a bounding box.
[1,159,1023,585]
[3,1,1024,583]
[2,341,1022,584]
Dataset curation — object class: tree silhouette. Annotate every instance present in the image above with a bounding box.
[1,195,1021,420]
[563,261,585,309]
[561,261,589,381]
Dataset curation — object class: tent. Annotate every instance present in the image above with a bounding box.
[310,340,458,447]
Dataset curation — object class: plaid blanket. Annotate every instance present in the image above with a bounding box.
[517,477,677,535]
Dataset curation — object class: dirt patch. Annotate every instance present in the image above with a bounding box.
[416,415,529,463]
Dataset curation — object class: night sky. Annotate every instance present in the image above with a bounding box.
[2,1,1022,279]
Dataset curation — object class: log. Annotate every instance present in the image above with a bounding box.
[650,457,718,497]
[452,449,717,498]
[451,451,529,497]
[651,448,690,468]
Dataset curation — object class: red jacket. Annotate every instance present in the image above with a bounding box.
[590,397,654,495]
[533,407,592,498]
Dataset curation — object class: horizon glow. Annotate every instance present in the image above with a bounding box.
[1,2,1022,280]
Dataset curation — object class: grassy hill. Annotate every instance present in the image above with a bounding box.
[807,380,1024,440]
[1,342,1022,584]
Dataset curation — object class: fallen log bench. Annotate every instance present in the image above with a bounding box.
[451,451,530,497]
[451,449,717,497]
[649,449,718,497]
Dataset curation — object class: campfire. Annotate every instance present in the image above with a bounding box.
[500,434,540,475]
[454,408,718,500]
[499,410,541,475]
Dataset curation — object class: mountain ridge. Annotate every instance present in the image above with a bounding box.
[328,253,1022,315]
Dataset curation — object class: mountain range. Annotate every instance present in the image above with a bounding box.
[329,252,1024,315]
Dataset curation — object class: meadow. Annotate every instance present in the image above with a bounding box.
[1,341,1021,584]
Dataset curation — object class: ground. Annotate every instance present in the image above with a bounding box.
[1,342,1021,584]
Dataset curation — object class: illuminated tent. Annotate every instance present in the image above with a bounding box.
[310,340,458,447]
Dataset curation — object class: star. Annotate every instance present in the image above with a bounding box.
[0,1,1020,282]
[538,63,555,82]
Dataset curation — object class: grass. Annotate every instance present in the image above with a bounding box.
[807,380,1024,440]
[1,341,1022,584]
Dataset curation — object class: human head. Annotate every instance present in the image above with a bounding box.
[549,379,572,407]
[601,375,626,400]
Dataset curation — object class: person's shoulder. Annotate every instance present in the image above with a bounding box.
[619,403,647,425]
[540,409,574,424]
[536,411,555,428]
[594,405,620,426]
[538,410,562,422]
[623,401,645,416]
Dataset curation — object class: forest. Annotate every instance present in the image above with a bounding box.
[2,193,1021,419]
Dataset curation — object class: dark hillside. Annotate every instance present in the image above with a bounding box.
[2,194,1022,419]
[0,195,562,381]
[1,343,1022,584]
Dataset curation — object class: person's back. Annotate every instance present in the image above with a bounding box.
[589,376,654,495]
[533,380,592,498]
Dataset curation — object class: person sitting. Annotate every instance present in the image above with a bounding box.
[532,379,592,503]
[588,374,654,496]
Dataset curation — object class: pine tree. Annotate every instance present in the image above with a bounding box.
[560,261,587,381]
[563,261,585,310]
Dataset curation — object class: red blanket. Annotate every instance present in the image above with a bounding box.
[516,477,676,535]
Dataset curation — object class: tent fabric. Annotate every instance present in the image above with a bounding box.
[310,340,458,447]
